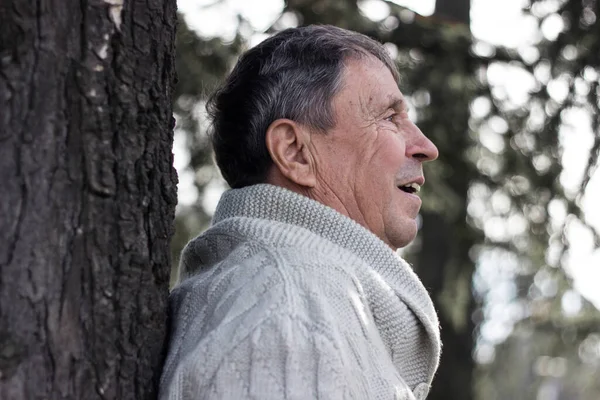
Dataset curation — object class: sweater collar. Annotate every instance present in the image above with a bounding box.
[214,184,410,271]
[213,184,440,357]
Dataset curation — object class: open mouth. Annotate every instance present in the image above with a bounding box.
[398,183,421,194]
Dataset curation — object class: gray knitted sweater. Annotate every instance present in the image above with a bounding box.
[159,184,441,400]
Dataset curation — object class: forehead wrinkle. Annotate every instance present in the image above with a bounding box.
[337,59,402,129]
[365,91,406,117]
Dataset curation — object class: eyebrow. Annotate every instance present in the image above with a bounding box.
[387,97,408,112]
[364,94,408,118]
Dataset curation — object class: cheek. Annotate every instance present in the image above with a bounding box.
[343,131,405,190]
[373,134,405,171]
[354,139,404,203]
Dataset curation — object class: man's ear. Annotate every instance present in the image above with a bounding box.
[265,119,316,188]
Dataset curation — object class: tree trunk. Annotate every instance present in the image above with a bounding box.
[418,208,477,400]
[417,1,475,398]
[0,0,177,398]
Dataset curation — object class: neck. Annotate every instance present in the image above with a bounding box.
[264,171,390,249]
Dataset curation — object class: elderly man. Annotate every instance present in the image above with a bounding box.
[160,25,441,400]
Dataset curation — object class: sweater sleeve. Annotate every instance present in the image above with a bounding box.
[163,312,359,400]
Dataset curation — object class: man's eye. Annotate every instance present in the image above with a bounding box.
[384,114,396,122]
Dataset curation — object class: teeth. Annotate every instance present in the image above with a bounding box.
[402,183,421,193]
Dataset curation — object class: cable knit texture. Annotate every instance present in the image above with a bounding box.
[160,184,441,400]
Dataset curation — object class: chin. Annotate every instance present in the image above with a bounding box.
[385,219,418,249]
[390,238,413,250]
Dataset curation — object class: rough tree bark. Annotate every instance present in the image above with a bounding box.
[0,0,177,398]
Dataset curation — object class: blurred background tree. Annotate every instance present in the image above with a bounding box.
[171,0,600,399]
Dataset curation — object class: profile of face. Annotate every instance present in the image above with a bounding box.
[308,57,439,249]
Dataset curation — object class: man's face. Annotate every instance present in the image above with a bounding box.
[309,57,438,249]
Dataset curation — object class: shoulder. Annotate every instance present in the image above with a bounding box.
[176,216,368,306]
[168,231,368,354]
[173,233,361,327]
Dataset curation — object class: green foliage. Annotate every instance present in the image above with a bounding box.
[474,1,600,397]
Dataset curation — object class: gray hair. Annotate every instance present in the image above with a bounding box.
[206,25,399,188]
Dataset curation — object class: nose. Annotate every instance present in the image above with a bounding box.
[406,123,438,162]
